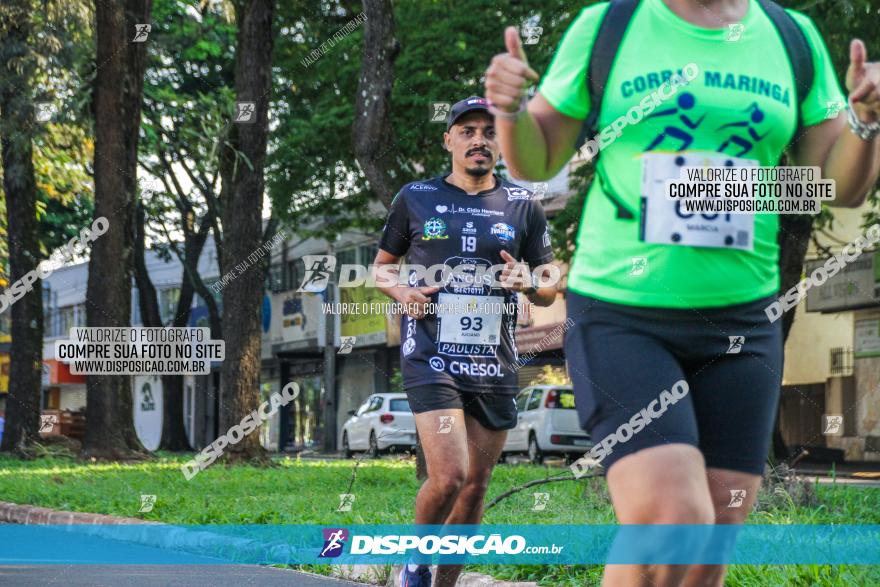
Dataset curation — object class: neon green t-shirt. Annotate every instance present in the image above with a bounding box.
[539,0,845,308]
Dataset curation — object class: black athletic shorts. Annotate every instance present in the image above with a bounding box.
[405,384,518,431]
[565,291,783,475]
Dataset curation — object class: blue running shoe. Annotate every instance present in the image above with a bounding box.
[399,564,432,587]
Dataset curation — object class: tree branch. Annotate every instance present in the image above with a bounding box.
[484,472,597,511]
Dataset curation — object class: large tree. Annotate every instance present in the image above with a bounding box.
[130,0,241,451]
[0,0,92,453]
[218,0,275,461]
[0,0,42,452]
[83,0,152,458]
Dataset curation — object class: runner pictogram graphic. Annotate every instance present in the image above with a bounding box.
[717,102,768,156]
[645,92,706,151]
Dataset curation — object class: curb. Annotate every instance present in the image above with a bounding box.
[0,501,294,563]
[0,502,539,586]
[0,501,158,526]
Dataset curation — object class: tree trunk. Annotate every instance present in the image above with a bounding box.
[159,222,211,451]
[132,203,195,451]
[772,213,816,460]
[83,0,151,459]
[352,0,404,210]
[133,204,162,328]
[218,0,274,462]
[0,0,42,454]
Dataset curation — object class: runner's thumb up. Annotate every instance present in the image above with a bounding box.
[505,26,528,64]
[850,39,867,73]
[847,39,867,92]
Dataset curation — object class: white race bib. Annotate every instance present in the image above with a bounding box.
[640,152,756,250]
[437,293,503,346]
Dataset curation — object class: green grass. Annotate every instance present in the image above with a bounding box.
[0,453,878,586]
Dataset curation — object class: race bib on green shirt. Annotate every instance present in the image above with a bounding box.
[640,152,757,250]
[539,0,845,308]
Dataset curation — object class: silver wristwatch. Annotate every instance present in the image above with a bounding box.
[847,105,880,141]
[523,272,539,296]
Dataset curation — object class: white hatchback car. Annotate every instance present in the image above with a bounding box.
[503,385,593,464]
[340,393,416,458]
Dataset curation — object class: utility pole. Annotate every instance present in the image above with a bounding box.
[322,247,337,453]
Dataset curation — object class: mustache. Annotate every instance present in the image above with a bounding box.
[466,148,492,158]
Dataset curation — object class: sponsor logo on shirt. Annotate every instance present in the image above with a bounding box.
[423,217,449,240]
[504,186,532,201]
[491,223,516,243]
[438,342,497,358]
[435,204,448,213]
[449,360,502,377]
[429,356,445,372]
[402,338,416,356]
[542,229,551,248]
[441,256,494,295]
[450,204,504,217]
[411,183,438,191]
[461,221,477,235]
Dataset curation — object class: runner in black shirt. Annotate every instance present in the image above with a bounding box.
[374,96,556,587]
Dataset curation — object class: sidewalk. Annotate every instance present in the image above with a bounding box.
[0,566,363,586]
[794,459,880,477]
[0,501,537,587]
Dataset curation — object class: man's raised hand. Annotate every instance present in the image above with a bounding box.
[485,26,539,114]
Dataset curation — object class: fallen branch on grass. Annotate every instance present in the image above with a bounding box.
[485,470,600,511]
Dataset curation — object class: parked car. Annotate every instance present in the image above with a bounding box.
[502,385,593,464]
[340,393,416,458]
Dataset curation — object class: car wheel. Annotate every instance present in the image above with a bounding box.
[497,453,508,465]
[367,431,379,459]
[341,432,353,458]
[528,434,543,465]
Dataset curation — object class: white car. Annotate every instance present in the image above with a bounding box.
[340,393,416,458]
[502,385,593,464]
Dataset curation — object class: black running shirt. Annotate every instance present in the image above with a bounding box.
[379,174,554,394]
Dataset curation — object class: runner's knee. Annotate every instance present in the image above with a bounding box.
[460,475,491,497]
[630,495,715,525]
[430,467,467,495]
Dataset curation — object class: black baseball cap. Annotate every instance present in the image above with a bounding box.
[446,96,491,130]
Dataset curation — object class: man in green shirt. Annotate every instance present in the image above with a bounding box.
[485,0,880,584]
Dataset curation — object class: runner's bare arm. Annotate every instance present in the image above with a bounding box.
[791,114,879,208]
[790,39,880,208]
[525,263,558,307]
[500,95,583,182]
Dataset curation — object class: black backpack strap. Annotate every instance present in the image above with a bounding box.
[757,0,814,137]
[574,0,642,152]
